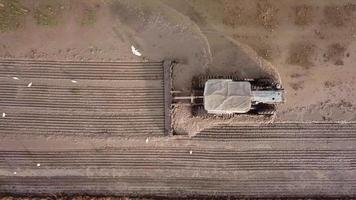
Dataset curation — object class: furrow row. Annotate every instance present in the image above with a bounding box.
[1,176,356,196]
[0,60,163,66]
[193,124,356,140]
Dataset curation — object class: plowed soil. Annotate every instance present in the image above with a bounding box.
[1,0,356,199]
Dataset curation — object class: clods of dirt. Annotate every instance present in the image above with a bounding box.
[324,80,337,88]
[314,30,326,40]
[256,0,278,29]
[222,0,245,27]
[295,5,313,26]
[323,4,356,27]
[323,43,346,66]
[289,81,304,91]
[247,42,276,61]
[288,42,316,68]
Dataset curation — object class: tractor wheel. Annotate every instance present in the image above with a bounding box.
[256,104,276,115]
[192,105,208,118]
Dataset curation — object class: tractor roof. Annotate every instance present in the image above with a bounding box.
[204,79,252,114]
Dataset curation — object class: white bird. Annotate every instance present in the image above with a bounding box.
[2,113,5,118]
[131,45,142,57]
[189,150,193,155]
[37,163,41,167]
[12,77,19,80]
[71,80,78,83]
[27,82,32,87]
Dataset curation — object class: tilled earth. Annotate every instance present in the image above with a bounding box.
[1,0,356,199]
[1,59,356,198]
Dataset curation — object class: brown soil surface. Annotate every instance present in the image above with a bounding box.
[203,0,356,123]
[288,42,316,68]
[1,0,356,198]
[324,43,347,65]
[295,5,314,26]
[256,0,279,29]
[0,197,137,200]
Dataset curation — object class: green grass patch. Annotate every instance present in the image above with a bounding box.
[0,0,29,32]
[34,4,59,26]
[81,9,96,26]
[33,0,64,27]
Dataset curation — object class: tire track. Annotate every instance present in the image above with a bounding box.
[0,59,165,136]
[0,112,164,136]
[1,176,355,196]
[1,148,356,170]
[0,59,163,65]
[0,60,164,80]
[194,123,356,140]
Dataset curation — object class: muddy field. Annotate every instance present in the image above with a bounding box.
[1,0,356,199]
